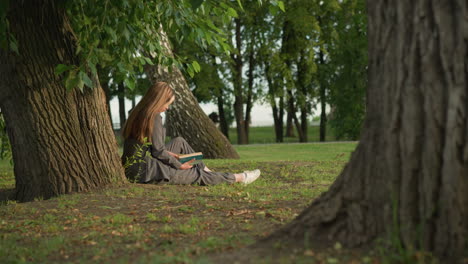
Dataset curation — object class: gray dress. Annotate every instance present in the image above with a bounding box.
[121,114,235,185]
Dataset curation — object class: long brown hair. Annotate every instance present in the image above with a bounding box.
[122,82,174,143]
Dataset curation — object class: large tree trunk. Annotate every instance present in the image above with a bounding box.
[0,0,126,202]
[146,29,239,159]
[267,1,467,262]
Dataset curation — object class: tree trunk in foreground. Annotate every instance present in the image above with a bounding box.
[146,30,239,159]
[269,1,467,262]
[0,1,126,202]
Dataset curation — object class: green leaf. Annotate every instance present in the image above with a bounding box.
[65,71,79,91]
[186,64,194,78]
[144,57,154,65]
[124,78,135,90]
[87,61,97,76]
[278,1,285,12]
[227,8,238,18]
[104,26,117,41]
[268,6,278,16]
[235,0,244,11]
[55,64,72,76]
[79,71,93,89]
[192,60,201,72]
[9,39,18,54]
[76,78,84,92]
[190,0,204,9]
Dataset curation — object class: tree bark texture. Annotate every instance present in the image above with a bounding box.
[146,29,239,159]
[0,0,126,202]
[270,1,467,262]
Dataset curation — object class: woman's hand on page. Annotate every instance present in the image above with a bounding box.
[179,159,195,170]
[168,151,180,159]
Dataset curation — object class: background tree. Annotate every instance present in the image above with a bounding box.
[327,0,367,140]
[145,29,239,159]
[259,0,466,262]
[170,28,235,139]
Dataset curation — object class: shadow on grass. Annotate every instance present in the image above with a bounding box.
[0,188,15,204]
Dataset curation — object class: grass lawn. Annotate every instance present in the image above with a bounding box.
[0,142,396,264]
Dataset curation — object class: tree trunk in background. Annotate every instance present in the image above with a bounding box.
[300,109,308,142]
[267,1,467,262]
[282,20,295,139]
[292,111,305,143]
[217,95,229,139]
[285,97,296,137]
[0,0,125,202]
[266,66,284,143]
[297,49,308,142]
[245,41,255,142]
[118,83,126,129]
[232,18,248,145]
[319,50,327,142]
[146,29,239,159]
[319,89,326,141]
[271,103,283,143]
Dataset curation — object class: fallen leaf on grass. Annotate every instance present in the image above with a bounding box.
[111,230,123,236]
[226,209,252,216]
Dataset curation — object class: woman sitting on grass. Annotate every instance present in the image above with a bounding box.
[121,82,260,185]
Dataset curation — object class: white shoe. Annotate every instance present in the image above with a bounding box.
[243,169,261,185]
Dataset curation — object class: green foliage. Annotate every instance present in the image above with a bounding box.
[123,137,152,183]
[0,0,244,92]
[328,0,367,140]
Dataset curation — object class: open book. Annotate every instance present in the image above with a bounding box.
[179,152,203,164]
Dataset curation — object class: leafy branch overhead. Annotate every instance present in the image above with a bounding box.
[56,0,284,91]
